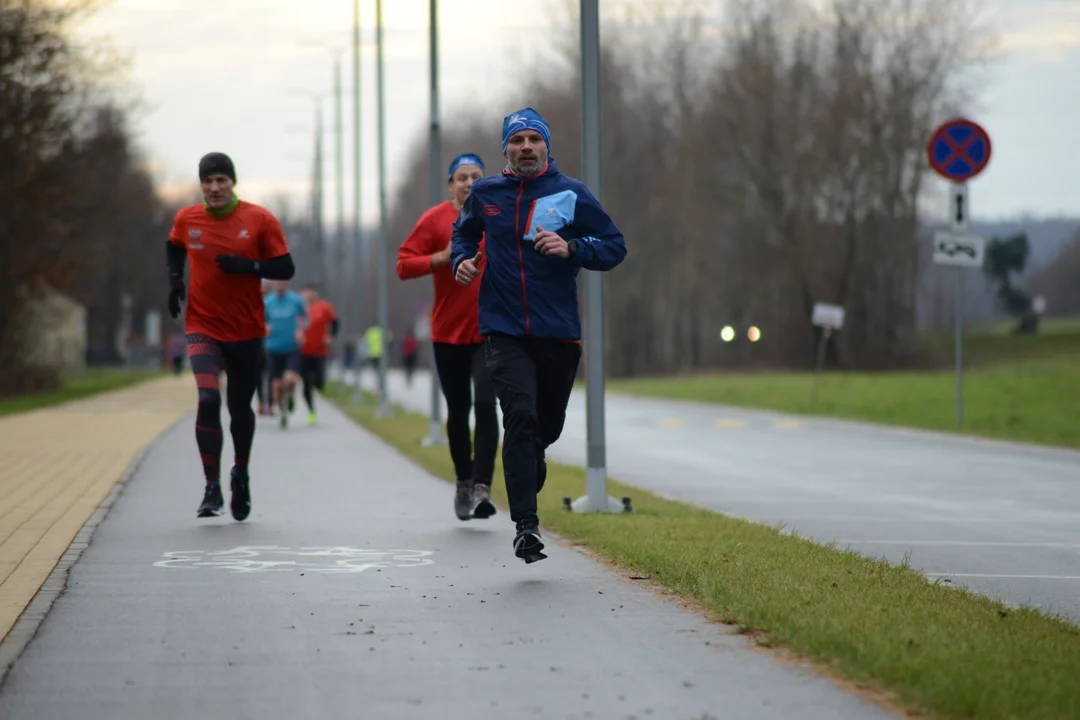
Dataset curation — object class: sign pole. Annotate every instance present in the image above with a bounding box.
[809,303,844,406]
[955,265,963,429]
[812,327,831,406]
[927,118,991,434]
[950,180,968,431]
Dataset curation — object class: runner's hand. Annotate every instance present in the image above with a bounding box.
[216,254,257,275]
[455,251,483,285]
[533,226,569,258]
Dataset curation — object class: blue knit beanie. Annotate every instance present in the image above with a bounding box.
[501,107,551,154]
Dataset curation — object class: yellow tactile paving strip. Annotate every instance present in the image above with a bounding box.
[0,375,195,644]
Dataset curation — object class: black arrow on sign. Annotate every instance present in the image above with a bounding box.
[954,191,965,226]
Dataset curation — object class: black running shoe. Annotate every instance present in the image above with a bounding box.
[230,467,251,522]
[514,519,546,563]
[454,480,473,521]
[197,483,224,518]
[472,483,496,519]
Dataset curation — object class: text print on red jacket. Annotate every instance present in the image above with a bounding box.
[450,156,626,341]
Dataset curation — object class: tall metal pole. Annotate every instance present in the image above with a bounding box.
[333,52,347,380]
[955,266,963,430]
[952,181,968,431]
[572,0,619,513]
[349,0,363,401]
[421,0,447,446]
[314,103,325,275]
[374,0,390,417]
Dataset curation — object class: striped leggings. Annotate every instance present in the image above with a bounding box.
[186,334,262,484]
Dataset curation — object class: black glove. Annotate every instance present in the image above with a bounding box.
[168,277,185,319]
[216,254,258,275]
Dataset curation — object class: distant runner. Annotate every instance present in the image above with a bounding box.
[263,281,308,429]
[299,283,339,426]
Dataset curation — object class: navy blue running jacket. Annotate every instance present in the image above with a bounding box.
[450,157,626,341]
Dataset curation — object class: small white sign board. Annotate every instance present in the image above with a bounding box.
[414,313,432,342]
[950,183,969,232]
[812,303,845,330]
[933,232,984,268]
[145,311,161,347]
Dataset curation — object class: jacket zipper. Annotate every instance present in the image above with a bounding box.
[514,180,531,336]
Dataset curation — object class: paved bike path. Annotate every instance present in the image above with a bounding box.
[0,396,892,719]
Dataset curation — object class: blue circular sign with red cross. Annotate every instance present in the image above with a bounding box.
[927,118,992,182]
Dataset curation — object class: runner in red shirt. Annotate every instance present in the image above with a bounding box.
[299,283,339,426]
[396,152,498,522]
[167,151,296,522]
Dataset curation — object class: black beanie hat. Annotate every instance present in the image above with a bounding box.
[198,152,236,183]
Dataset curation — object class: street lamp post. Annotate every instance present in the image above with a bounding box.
[421,0,447,446]
[285,89,330,288]
[374,0,390,418]
[313,103,325,277]
[331,51,348,384]
[350,0,364,401]
[571,0,621,513]
[297,41,351,392]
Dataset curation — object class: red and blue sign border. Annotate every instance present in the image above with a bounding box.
[927,118,991,182]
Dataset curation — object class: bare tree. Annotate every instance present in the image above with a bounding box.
[368,0,998,376]
[0,1,178,386]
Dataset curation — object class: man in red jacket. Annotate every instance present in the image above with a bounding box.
[396,153,498,522]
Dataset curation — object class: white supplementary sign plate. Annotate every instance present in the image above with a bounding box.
[153,546,434,575]
[811,303,845,330]
[933,232,984,268]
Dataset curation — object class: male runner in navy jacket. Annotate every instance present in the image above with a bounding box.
[451,107,626,563]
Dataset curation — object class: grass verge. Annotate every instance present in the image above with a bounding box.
[606,328,1080,449]
[0,367,165,417]
[326,385,1080,720]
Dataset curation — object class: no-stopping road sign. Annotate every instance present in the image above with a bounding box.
[927,118,991,182]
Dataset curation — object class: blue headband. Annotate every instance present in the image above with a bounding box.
[447,153,485,181]
[501,107,551,153]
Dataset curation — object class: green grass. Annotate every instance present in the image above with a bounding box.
[325,386,1080,720]
[607,327,1080,449]
[0,367,165,417]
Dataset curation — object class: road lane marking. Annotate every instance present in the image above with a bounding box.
[926,573,1080,581]
[838,540,1080,548]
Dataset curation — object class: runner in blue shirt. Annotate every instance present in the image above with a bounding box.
[263,281,308,428]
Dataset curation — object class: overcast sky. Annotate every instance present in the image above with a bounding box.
[78,0,1080,226]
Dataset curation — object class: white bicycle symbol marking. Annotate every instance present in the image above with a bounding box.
[153,546,434,574]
